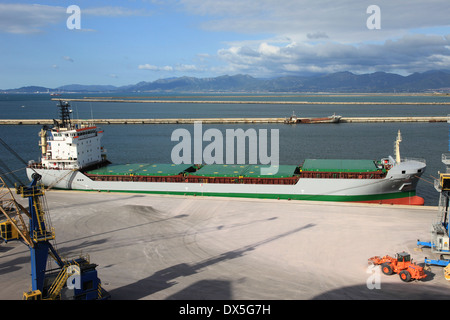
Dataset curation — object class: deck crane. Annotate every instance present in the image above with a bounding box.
[417,115,450,280]
[0,138,109,300]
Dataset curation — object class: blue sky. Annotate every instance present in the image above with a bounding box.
[1,0,450,89]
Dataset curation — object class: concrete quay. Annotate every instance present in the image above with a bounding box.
[340,116,447,123]
[1,190,449,300]
[0,116,447,125]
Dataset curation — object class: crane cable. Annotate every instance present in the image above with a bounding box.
[0,158,24,186]
[414,174,436,186]
[0,137,39,186]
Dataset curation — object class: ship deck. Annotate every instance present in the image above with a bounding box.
[84,160,387,183]
[1,190,448,300]
[86,163,196,176]
[302,159,381,173]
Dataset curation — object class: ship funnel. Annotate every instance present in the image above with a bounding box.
[394,130,402,163]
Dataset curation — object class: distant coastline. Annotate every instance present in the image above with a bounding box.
[2,70,450,94]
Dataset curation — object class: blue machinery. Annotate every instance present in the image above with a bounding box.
[416,174,450,267]
[0,172,110,300]
[417,117,450,269]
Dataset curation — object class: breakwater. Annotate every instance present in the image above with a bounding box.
[51,98,450,105]
[0,116,447,125]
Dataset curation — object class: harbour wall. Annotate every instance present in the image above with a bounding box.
[0,116,447,125]
[52,97,450,105]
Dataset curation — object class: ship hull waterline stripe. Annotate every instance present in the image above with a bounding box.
[52,187,421,204]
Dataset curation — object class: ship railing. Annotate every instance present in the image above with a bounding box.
[401,157,426,165]
[28,163,78,171]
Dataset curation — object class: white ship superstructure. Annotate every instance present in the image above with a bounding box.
[36,101,106,170]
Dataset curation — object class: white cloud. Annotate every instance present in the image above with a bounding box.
[175,64,199,72]
[216,34,450,77]
[0,4,65,34]
[259,43,280,56]
[179,0,450,43]
[138,63,202,72]
[83,6,153,17]
[307,32,329,40]
[62,56,74,62]
[4,0,450,82]
[171,0,450,77]
[0,3,152,34]
[138,64,174,71]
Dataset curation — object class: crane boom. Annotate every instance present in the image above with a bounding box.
[0,172,109,299]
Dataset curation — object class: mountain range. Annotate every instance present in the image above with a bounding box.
[3,70,450,93]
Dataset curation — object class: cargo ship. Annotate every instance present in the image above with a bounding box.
[27,101,426,205]
[284,111,342,124]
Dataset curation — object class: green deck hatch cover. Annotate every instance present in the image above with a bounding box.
[301,159,378,173]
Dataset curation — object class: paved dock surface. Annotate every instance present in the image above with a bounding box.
[1,191,449,300]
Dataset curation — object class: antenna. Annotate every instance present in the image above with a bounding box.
[90,102,94,124]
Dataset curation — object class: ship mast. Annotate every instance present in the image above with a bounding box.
[394,130,402,163]
[38,128,47,160]
[57,100,72,129]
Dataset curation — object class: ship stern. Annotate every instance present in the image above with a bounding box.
[26,166,77,190]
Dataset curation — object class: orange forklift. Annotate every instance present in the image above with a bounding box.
[368,252,427,282]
